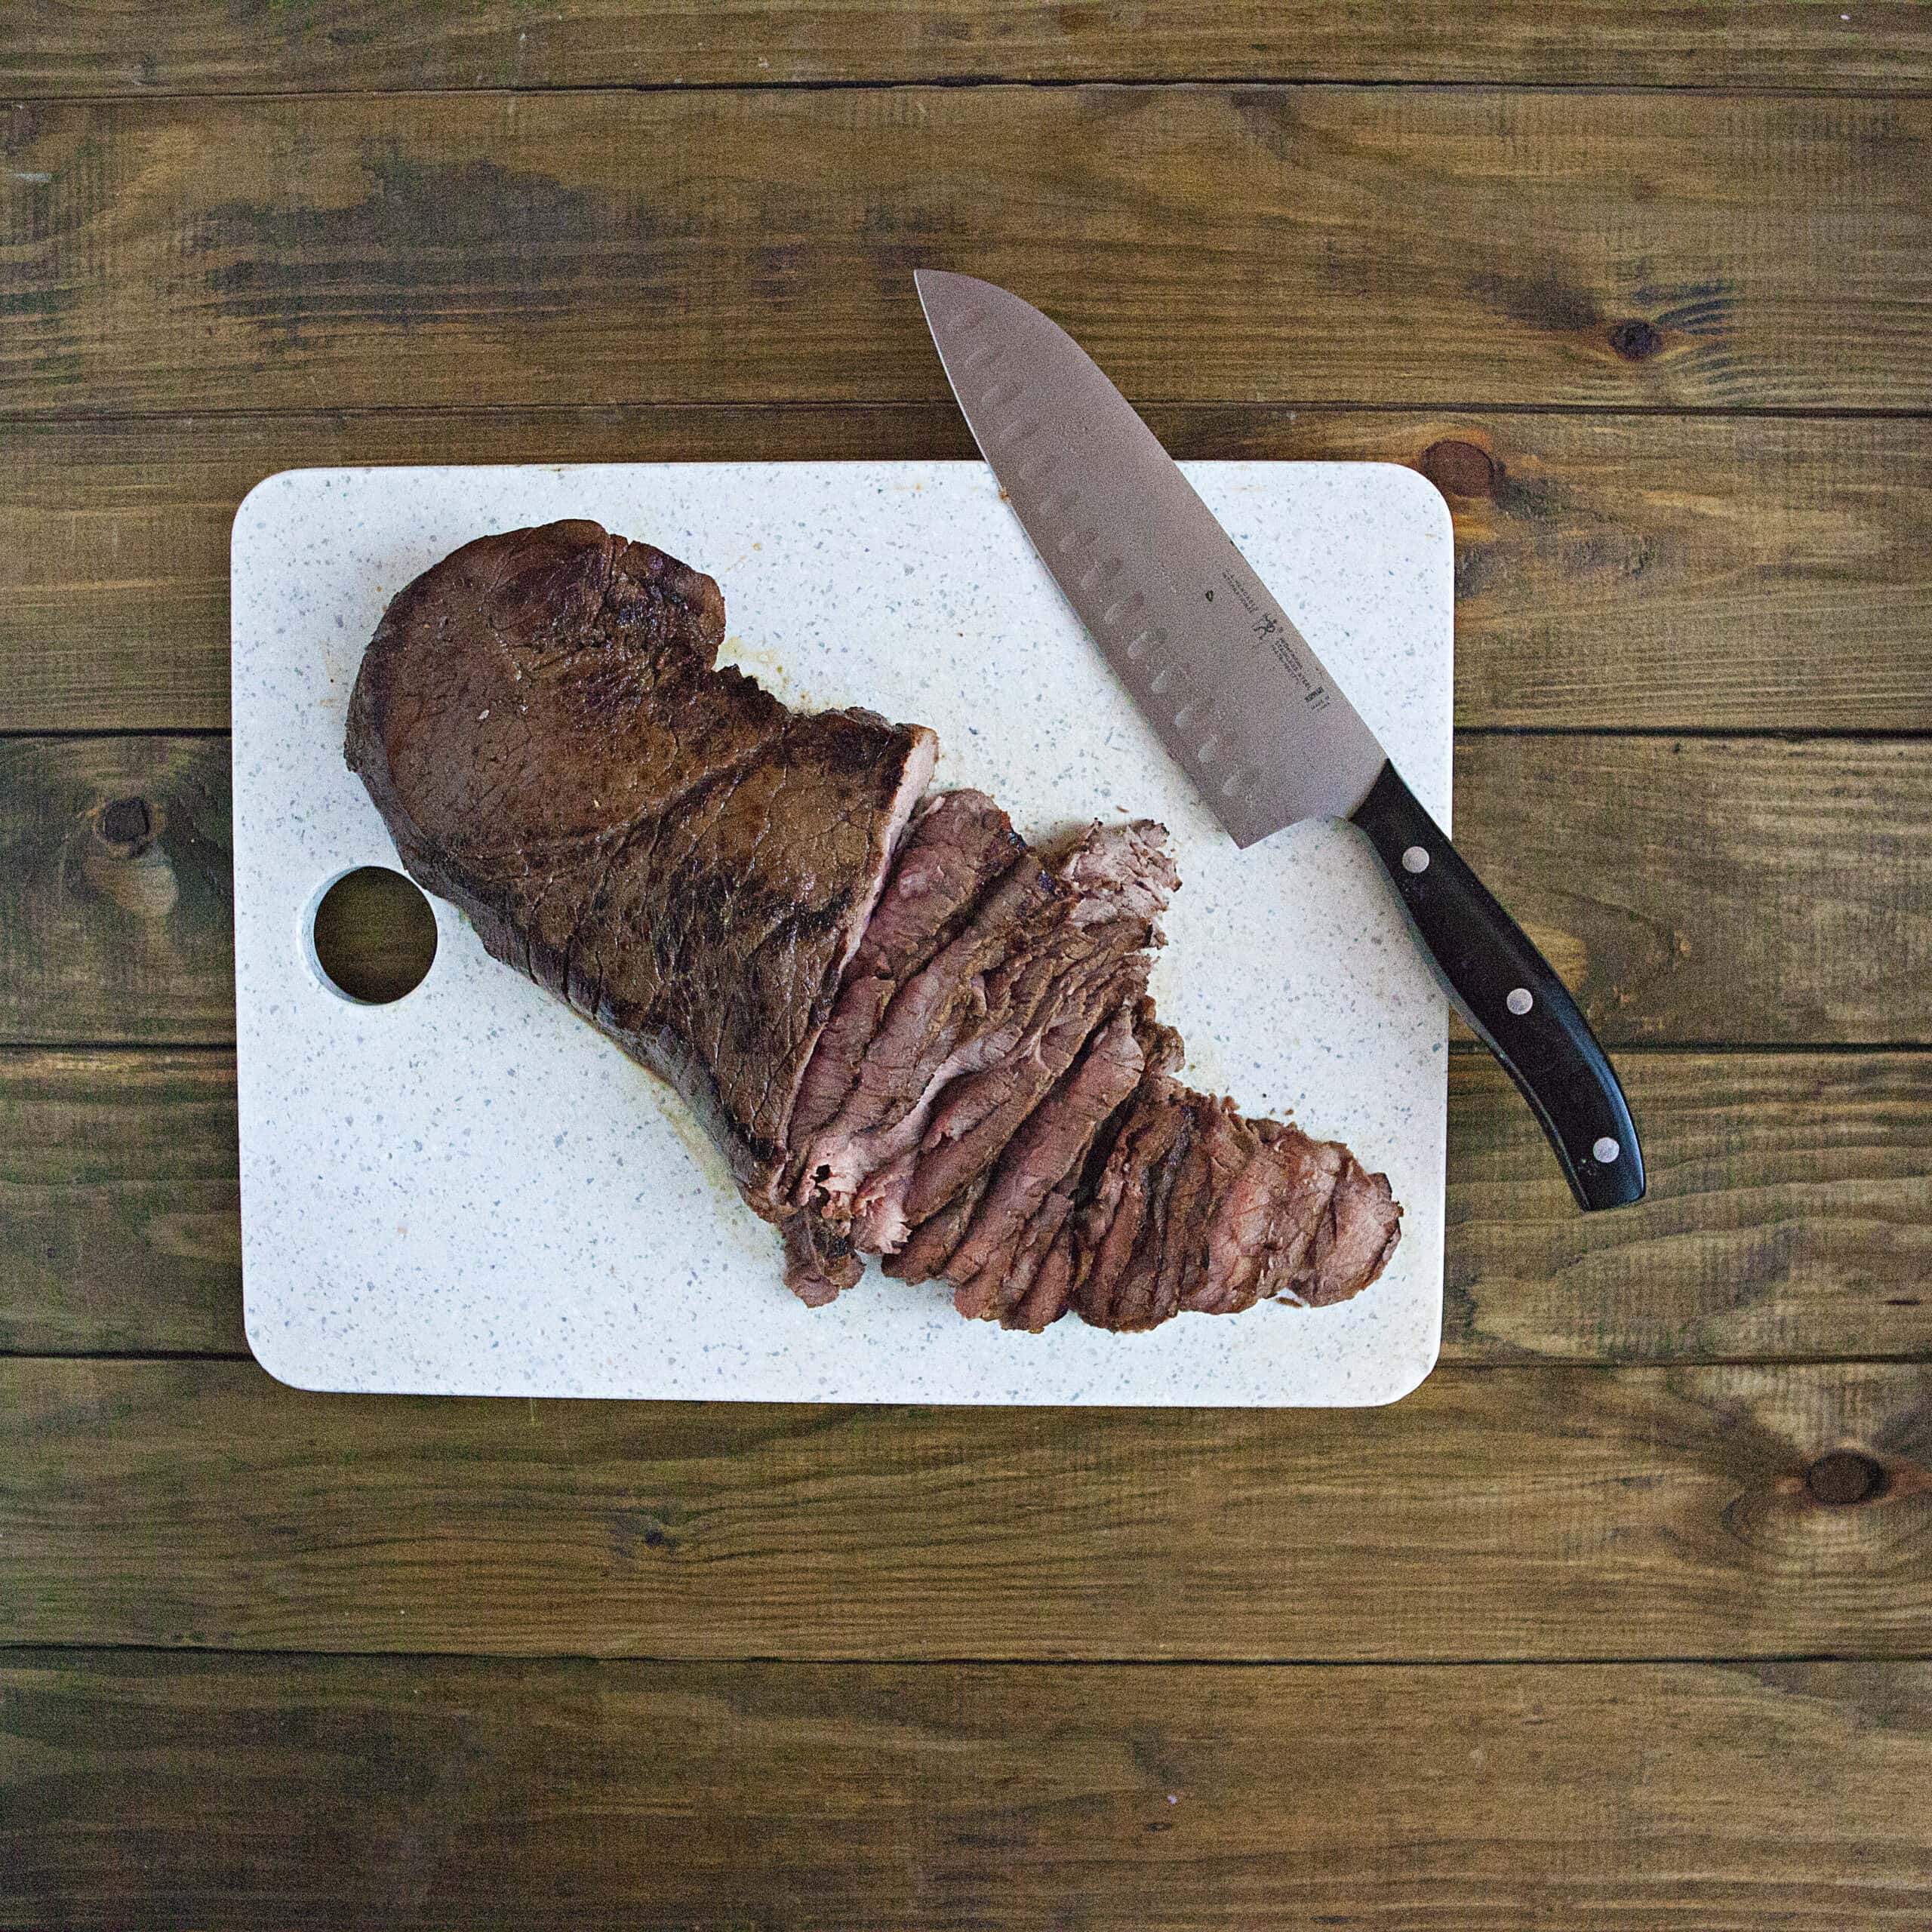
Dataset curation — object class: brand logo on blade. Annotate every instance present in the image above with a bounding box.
[1220,571,1331,710]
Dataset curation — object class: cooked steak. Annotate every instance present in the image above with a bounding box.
[347,521,1401,1334]
[345,520,935,1229]
[1068,1090,1401,1327]
[788,789,1023,1157]
[944,1001,1149,1321]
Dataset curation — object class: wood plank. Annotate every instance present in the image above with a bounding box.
[1446,1051,1932,1364]
[5,1358,1925,1659]
[5,1653,1928,1930]
[0,737,233,1048]
[4,90,1928,415]
[0,1048,242,1357]
[7,1047,1927,1364]
[1453,736,1932,1047]
[5,408,1928,736]
[7,734,1927,1048]
[5,0,1930,93]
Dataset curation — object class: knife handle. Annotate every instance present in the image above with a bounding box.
[1349,761,1644,1212]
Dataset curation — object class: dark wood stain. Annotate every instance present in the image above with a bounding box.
[194,149,670,345]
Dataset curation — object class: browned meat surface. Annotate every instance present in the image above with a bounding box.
[780,1212,863,1309]
[345,519,934,1231]
[348,522,1401,1334]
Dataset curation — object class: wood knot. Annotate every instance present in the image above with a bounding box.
[84,795,177,919]
[97,795,154,853]
[1419,439,1499,500]
[1607,318,1664,362]
[1805,1451,1887,1508]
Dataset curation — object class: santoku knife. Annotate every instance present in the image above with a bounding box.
[916,269,1644,1212]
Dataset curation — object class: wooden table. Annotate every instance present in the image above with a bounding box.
[5,5,1930,1924]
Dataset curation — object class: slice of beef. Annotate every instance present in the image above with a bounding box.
[881,1177,987,1287]
[897,823,1174,1233]
[1011,1210,1080,1332]
[911,1001,1179,1307]
[780,1211,863,1308]
[788,789,1022,1154]
[792,851,1066,1217]
[1067,1083,1403,1327]
[979,1188,1078,1331]
[346,520,935,1224]
[794,819,1171,1246]
[1194,1119,1402,1312]
[945,1001,1147,1319]
[1070,1078,1201,1333]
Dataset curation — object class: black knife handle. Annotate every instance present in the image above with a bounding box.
[1350,761,1644,1212]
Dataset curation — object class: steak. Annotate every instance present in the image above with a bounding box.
[346,521,1401,1333]
[345,520,934,1238]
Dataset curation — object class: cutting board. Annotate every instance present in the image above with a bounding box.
[232,461,1453,1405]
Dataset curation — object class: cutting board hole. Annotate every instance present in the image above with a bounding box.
[308,866,437,1004]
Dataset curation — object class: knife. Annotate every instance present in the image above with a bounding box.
[915,269,1644,1212]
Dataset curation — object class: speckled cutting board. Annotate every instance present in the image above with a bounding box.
[232,461,1452,1405]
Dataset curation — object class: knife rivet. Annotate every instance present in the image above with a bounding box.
[1506,986,1534,1016]
[1592,1135,1621,1164]
[1401,845,1429,874]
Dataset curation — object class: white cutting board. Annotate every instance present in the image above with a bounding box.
[232,462,1453,1405]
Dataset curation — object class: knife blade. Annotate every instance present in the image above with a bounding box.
[916,269,1644,1212]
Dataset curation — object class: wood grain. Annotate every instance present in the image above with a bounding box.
[6,1047,1926,1364]
[6,734,1927,1048]
[1453,735,1932,1047]
[5,408,1928,735]
[4,90,1928,415]
[5,0,1929,94]
[0,738,233,1048]
[1447,1049,1932,1362]
[5,1358,1925,1660]
[0,1049,243,1357]
[6,1651,1929,1930]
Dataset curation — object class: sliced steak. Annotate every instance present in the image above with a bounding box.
[881,1177,988,1286]
[1011,1211,1080,1332]
[945,1001,1147,1319]
[794,819,1171,1246]
[792,851,1066,1216]
[1069,1084,1403,1327]
[1193,1120,1402,1312]
[346,520,935,1218]
[349,522,1401,1332]
[901,957,1123,1226]
[780,1211,863,1308]
[982,1188,1079,1332]
[1070,1078,1201,1332]
[789,789,1021,1154]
